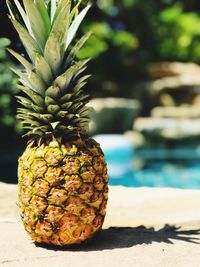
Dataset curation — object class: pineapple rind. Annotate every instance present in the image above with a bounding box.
[18,134,109,246]
[7,1,109,246]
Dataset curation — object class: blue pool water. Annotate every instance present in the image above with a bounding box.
[95,135,200,189]
[108,159,200,189]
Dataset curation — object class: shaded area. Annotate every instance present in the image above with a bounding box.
[0,146,24,184]
[36,224,200,252]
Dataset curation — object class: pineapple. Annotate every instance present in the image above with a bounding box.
[7,0,108,246]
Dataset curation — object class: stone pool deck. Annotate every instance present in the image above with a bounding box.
[0,182,200,267]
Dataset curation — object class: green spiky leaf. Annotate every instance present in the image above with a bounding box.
[7,0,33,34]
[8,49,33,71]
[18,85,44,105]
[66,32,92,65]
[44,31,62,75]
[45,85,61,99]
[10,18,41,62]
[47,104,60,114]
[23,0,50,50]
[66,4,91,49]
[8,0,94,139]
[35,53,53,84]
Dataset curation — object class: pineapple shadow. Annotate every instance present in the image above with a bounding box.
[35,225,200,251]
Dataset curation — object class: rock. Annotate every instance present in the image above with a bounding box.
[152,106,200,119]
[148,62,200,80]
[0,183,200,267]
[147,62,200,94]
[193,95,200,106]
[159,93,176,107]
[134,117,200,139]
[132,62,200,115]
[148,62,200,81]
[146,62,200,106]
[132,117,200,149]
[89,98,140,135]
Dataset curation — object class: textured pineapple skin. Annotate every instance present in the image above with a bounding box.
[18,134,108,246]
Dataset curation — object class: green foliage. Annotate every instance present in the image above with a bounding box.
[78,22,138,59]
[72,0,200,97]
[0,38,17,128]
[158,4,200,61]
[3,0,200,109]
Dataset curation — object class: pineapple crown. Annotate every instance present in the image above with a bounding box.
[6,0,93,141]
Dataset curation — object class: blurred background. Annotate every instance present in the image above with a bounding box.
[1,0,200,188]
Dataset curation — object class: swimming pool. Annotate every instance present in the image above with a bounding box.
[95,135,200,189]
[108,159,200,189]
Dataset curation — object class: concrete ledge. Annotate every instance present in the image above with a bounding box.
[0,183,200,267]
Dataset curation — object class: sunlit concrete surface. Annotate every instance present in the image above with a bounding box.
[0,183,200,267]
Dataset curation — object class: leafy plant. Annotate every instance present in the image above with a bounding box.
[0,38,18,133]
[158,4,200,61]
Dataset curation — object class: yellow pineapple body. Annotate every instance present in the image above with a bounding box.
[18,134,108,246]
